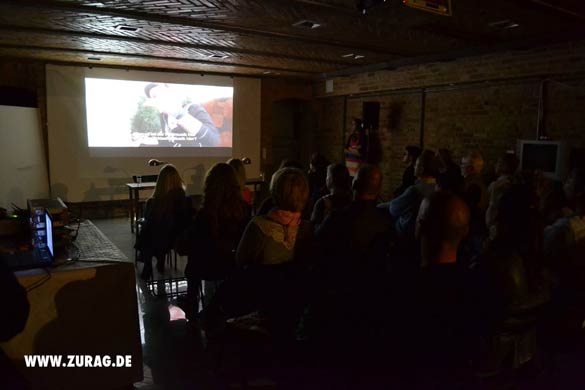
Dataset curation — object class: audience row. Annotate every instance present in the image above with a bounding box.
[136,146,585,384]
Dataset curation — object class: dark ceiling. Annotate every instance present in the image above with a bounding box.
[0,0,584,79]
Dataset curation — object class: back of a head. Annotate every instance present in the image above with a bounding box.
[437,148,454,165]
[353,164,382,200]
[270,168,309,212]
[497,153,519,176]
[227,158,247,187]
[540,183,568,224]
[463,151,484,175]
[310,153,330,172]
[406,145,422,162]
[415,149,439,178]
[497,183,538,239]
[495,184,544,283]
[153,164,184,199]
[203,163,243,218]
[278,159,304,171]
[419,192,470,252]
[327,164,351,192]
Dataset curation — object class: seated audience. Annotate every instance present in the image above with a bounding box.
[460,151,489,261]
[316,164,391,272]
[543,186,585,271]
[436,148,464,195]
[387,149,438,239]
[485,153,519,231]
[183,163,249,317]
[307,152,330,207]
[256,159,310,218]
[236,167,312,267]
[394,145,421,197]
[201,168,313,337]
[303,165,391,345]
[563,147,585,207]
[310,163,352,229]
[461,151,488,214]
[404,192,474,381]
[136,164,191,280]
[475,184,550,373]
[227,157,253,206]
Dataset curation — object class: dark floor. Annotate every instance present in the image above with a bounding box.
[93,218,205,390]
[93,217,585,390]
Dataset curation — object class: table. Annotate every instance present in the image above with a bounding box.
[126,182,156,233]
[1,220,143,389]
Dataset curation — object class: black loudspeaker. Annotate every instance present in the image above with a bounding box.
[363,101,380,130]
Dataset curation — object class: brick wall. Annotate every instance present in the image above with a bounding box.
[312,42,585,198]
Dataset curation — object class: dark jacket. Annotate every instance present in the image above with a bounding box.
[136,189,191,253]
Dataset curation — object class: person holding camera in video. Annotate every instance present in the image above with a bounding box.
[144,83,220,147]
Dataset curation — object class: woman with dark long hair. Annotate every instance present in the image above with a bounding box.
[200,168,314,338]
[183,163,250,318]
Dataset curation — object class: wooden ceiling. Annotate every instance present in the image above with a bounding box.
[0,0,584,79]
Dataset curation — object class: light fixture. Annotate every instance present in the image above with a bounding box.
[342,53,365,60]
[488,20,520,30]
[292,20,322,29]
[116,25,140,32]
[208,53,229,59]
[147,159,167,167]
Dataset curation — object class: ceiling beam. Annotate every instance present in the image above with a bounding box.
[0,25,354,67]
[2,0,411,57]
[321,37,585,78]
[0,43,318,75]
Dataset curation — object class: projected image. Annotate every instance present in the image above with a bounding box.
[85,78,233,148]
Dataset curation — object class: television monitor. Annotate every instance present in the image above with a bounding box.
[517,140,568,181]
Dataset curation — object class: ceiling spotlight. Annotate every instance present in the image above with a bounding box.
[292,20,322,29]
[208,53,229,59]
[116,25,140,32]
[488,19,520,30]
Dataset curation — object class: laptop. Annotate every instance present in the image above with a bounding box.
[1,211,55,271]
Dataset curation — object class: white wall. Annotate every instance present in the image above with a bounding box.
[46,65,261,202]
[0,105,50,210]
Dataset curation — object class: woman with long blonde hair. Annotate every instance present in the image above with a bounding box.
[137,164,191,280]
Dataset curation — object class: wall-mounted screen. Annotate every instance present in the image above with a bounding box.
[85,78,233,149]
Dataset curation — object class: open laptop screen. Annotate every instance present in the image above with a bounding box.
[45,211,54,258]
